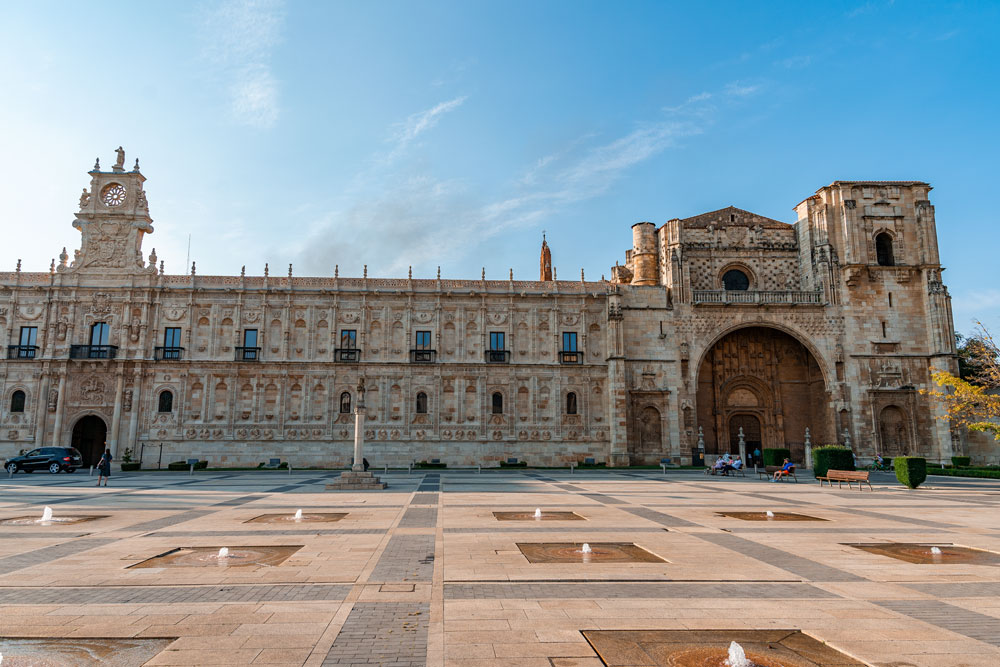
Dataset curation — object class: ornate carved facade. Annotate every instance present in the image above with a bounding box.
[0,150,963,467]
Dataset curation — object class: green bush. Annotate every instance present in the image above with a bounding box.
[499,460,527,467]
[762,448,791,467]
[951,456,971,467]
[416,461,447,468]
[812,446,855,478]
[194,460,208,470]
[927,466,1000,479]
[166,461,188,471]
[120,462,141,472]
[894,457,927,489]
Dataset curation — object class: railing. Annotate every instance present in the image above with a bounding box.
[334,348,361,362]
[485,350,510,363]
[235,346,261,361]
[691,290,823,305]
[7,345,39,359]
[69,345,118,359]
[154,346,184,361]
[559,350,582,364]
[410,349,437,363]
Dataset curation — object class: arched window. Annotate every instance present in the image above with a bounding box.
[566,392,578,415]
[158,391,173,413]
[491,392,503,414]
[416,391,428,414]
[875,233,895,266]
[340,391,352,414]
[722,269,750,291]
[10,390,26,413]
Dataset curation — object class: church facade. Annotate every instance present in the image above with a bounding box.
[0,149,962,468]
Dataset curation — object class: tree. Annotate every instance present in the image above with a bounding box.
[927,323,1000,439]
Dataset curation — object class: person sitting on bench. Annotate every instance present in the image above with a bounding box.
[772,458,794,481]
[710,457,726,475]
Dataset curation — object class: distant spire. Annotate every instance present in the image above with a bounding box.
[539,232,552,281]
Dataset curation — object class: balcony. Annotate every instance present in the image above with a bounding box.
[485,350,510,364]
[559,350,582,364]
[154,346,184,361]
[7,345,39,360]
[691,290,823,306]
[69,345,118,360]
[235,346,261,361]
[334,348,361,363]
[410,349,437,363]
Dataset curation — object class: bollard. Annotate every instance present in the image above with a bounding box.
[288,463,293,475]
[661,463,667,475]
[189,463,194,476]
[384,465,388,475]
[89,466,94,477]
[8,467,12,479]
[408,463,412,475]
[570,463,575,475]
[477,464,481,474]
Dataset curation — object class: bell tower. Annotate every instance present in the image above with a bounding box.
[63,147,155,275]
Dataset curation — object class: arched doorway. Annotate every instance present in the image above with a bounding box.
[71,416,107,468]
[728,414,761,458]
[878,406,909,457]
[696,326,831,461]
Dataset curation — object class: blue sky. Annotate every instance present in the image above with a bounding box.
[1,1,997,333]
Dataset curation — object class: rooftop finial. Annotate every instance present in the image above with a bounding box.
[240,265,245,277]
[408,265,412,280]
[93,157,100,170]
[16,259,21,273]
[581,268,585,281]
[437,266,441,279]
[364,264,368,278]
[132,157,140,172]
[540,232,553,281]
[481,267,486,280]
[59,247,68,267]
[288,263,293,278]
[264,262,269,277]
[334,264,339,278]
[509,268,513,280]
[190,261,196,275]
[159,260,164,275]
[50,259,55,274]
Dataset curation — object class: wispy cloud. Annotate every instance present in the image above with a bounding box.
[777,55,812,69]
[297,82,758,277]
[200,0,286,129]
[934,29,960,42]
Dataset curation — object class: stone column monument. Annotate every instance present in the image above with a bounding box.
[327,378,385,490]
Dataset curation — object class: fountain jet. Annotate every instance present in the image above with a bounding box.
[294,509,303,520]
[725,641,752,667]
[930,546,943,555]
[534,508,542,519]
[765,511,775,518]
[217,547,229,559]
[41,507,53,522]
[581,543,592,553]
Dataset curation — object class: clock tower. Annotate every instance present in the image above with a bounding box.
[64,147,155,275]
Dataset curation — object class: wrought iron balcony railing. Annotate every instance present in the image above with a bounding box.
[7,345,39,359]
[235,346,261,361]
[154,346,184,361]
[69,345,118,359]
[559,350,582,364]
[334,348,361,362]
[691,290,823,305]
[485,350,510,364]
[410,349,437,363]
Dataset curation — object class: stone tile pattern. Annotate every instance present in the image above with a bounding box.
[693,533,864,582]
[875,599,1000,647]
[398,507,438,528]
[444,582,836,599]
[322,602,429,666]
[0,538,114,576]
[0,583,350,605]
[369,535,435,583]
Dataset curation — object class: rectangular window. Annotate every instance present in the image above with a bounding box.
[490,332,505,351]
[19,327,37,347]
[90,322,110,346]
[164,327,181,348]
[415,331,432,350]
[341,330,357,349]
[243,329,258,348]
[562,332,578,351]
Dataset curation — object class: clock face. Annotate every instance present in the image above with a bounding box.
[101,183,127,207]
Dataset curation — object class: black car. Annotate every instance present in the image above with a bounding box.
[4,447,83,474]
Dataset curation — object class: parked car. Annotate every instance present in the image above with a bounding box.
[4,447,83,474]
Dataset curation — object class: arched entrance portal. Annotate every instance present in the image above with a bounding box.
[697,326,831,461]
[878,406,910,457]
[71,416,107,468]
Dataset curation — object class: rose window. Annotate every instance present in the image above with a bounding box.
[101,183,127,206]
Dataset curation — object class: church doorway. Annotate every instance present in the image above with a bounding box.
[696,326,832,461]
[728,414,761,458]
[630,406,663,464]
[71,416,107,468]
[878,406,910,457]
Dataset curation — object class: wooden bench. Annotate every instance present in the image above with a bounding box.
[817,469,872,491]
[705,462,746,478]
[758,465,797,482]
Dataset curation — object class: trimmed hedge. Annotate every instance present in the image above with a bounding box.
[929,467,1000,479]
[499,460,527,467]
[166,460,207,471]
[894,457,927,489]
[812,446,855,479]
[762,448,791,467]
[120,462,141,472]
[951,456,971,467]
[416,461,447,468]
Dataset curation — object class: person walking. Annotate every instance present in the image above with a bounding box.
[96,448,112,487]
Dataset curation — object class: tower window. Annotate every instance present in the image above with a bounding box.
[10,390,26,413]
[722,269,750,291]
[416,391,428,414]
[566,392,578,415]
[158,391,173,413]
[882,321,887,338]
[492,392,503,414]
[875,233,895,266]
[340,391,352,414]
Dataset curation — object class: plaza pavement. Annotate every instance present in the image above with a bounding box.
[0,467,999,666]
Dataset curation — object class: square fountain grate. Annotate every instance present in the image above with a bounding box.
[493,511,585,521]
[717,511,827,522]
[844,542,1000,565]
[582,629,865,666]
[517,542,665,563]
[0,637,175,666]
[246,512,347,523]
[129,545,302,568]
[0,515,107,526]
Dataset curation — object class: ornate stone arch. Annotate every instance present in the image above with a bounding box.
[718,262,756,290]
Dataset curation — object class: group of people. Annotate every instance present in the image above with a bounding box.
[708,452,744,476]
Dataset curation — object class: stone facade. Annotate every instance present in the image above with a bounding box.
[0,150,967,468]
